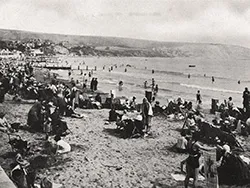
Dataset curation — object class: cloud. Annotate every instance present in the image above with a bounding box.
[0,0,249,47]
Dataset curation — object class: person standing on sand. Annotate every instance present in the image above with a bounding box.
[212,76,215,83]
[181,132,216,188]
[144,81,147,89]
[141,98,153,135]
[83,73,87,83]
[243,87,250,112]
[196,90,201,104]
[154,84,159,95]
[94,78,98,91]
[90,78,94,91]
[151,78,155,91]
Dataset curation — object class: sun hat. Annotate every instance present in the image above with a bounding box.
[223,144,231,154]
[134,115,143,121]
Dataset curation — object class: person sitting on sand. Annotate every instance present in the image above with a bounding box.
[65,105,84,118]
[176,131,188,153]
[129,96,137,110]
[27,101,44,132]
[227,97,234,112]
[54,135,71,154]
[109,108,118,122]
[0,112,13,133]
[95,93,102,104]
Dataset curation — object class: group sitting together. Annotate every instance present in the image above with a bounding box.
[174,95,250,187]
[108,97,153,138]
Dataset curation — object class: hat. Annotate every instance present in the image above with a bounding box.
[134,115,143,121]
[223,144,231,154]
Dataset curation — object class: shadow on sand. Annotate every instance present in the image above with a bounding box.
[102,128,124,138]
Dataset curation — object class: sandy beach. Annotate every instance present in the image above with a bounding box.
[1,90,250,188]
[0,93,195,188]
[0,56,250,188]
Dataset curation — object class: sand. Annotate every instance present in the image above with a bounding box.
[2,93,250,188]
[0,93,195,188]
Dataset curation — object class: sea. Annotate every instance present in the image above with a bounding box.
[51,56,250,109]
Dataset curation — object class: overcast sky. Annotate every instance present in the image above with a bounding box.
[0,0,250,47]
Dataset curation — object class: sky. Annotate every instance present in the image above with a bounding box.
[0,0,250,48]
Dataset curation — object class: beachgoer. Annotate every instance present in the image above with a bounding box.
[109,108,118,122]
[83,73,87,83]
[176,132,188,153]
[243,87,250,112]
[238,80,241,84]
[119,81,123,91]
[141,97,153,134]
[151,78,155,91]
[129,96,137,110]
[188,74,190,78]
[27,101,44,132]
[95,93,102,103]
[94,78,98,91]
[88,72,91,81]
[54,135,71,154]
[227,97,234,111]
[125,68,127,72]
[152,69,154,74]
[181,132,215,188]
[212,76,215,83]
[90,78,94,91]
[154,84,159,95]
[144,81,147,89]
[196,90,201,104]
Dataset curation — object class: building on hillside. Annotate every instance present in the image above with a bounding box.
[30,49,44,56]
[0,49,23,59]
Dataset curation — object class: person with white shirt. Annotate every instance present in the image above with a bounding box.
[54,135,71,154]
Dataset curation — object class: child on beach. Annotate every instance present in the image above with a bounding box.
[54,135,71,154]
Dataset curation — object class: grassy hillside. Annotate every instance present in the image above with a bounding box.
[0,28,250,59]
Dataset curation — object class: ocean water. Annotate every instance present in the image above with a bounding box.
[53,56,250,108]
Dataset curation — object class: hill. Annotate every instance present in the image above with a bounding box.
[0,28,250,59]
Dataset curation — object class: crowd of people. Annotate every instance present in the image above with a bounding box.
[3,57,250,187]
[0,58,106,187]
[170,87,250,187]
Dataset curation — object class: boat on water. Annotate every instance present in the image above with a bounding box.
[189,65,196,67]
